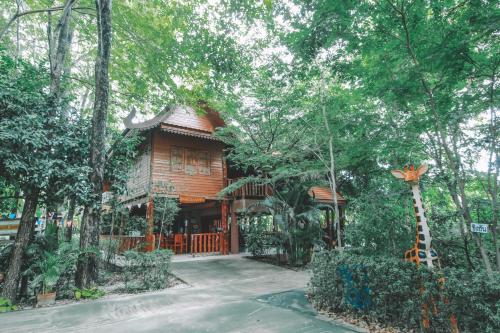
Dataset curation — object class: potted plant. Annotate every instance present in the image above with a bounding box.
[30,251,66,306]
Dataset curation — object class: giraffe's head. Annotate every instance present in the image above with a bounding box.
[391,164,428,184]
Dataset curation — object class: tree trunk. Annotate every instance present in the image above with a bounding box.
[458,218,475,271]
[450,131,494,275]
[48,0,77,102]
[76,0,112,289]
[107,208,115,265]
[19,211,37,299]
[319,71,342,249]
[1,189,39,303]
[15,0,21,59]
[45,0,76,215]
[119,213,125,236]
[65,196,76,242]
[486,74,499,270]
[76,207,98,287]
[448,178,494,275]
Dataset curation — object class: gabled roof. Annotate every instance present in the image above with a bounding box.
[308,186,346,205]
[123,105,225,141]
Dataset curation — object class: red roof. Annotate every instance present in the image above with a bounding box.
[308,186,346,205]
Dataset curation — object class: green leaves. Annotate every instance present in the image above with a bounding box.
[73,287,105,300]
[310,251,500,331]
[0,51,91,206]
[123,249,173,291]
[0,296,17,312]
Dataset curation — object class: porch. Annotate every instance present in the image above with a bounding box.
[110,181,344,255]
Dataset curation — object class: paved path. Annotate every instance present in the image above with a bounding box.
[0,256,363,333]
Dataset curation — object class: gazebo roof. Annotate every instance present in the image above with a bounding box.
[308,186,346,205]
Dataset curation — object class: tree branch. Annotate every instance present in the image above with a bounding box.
[0,4,94,41]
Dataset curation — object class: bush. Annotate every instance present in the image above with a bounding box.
[288,222,323,265]
[244,221,272,256]
[26,242,79,295]
[0,297,17,312]
[123,249,173,291]
[74,287,105,300]
[309,251,500,332]
[100,239,119,265]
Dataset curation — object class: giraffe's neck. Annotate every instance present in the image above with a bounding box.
[411,184,432,252]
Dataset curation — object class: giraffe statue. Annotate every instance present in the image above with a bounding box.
[391,164,438,267]
[392,164,459,332]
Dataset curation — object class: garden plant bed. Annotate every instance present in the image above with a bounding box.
[10,266,187,312]
[98,266,186,294]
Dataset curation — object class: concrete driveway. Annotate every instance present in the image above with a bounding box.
[0,255,362,333]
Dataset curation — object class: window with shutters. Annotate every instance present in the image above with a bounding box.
[185,149,198,175]
[198,151,210,175]
[171,146,184,172]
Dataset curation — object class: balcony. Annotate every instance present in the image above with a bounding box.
[226,178,272,198]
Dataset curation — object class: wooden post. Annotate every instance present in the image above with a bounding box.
[231,204,239,254]
[221,200,229,254]
[144,197,155,252]
[326,208,332,249]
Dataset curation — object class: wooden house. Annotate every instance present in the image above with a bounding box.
[115,105,346,255]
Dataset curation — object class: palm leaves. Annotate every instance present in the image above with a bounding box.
[250,181,329,264]
[25,241,79,294]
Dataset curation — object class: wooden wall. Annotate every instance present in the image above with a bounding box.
[122,137,151,202]
[151,129,225,199]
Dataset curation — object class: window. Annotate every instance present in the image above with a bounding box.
[198,151,210,175]
[171,146,184,172]
[185,149,198,175]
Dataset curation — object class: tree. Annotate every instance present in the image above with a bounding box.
[0,51,80,302]
[76,0,112,289]
[0,0,78,302]
[293,0,499,275]
[154,197,180,250]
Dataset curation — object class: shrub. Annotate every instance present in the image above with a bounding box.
[74,287,105,300]
[100,239,119,265]
[24,240,80,297]
[288,222,323,265]
[123,249,173,291]
[309,251,500,332]
[0,297,17,312]
[244,221,272,257]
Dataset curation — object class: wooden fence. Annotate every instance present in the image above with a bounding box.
[100,235,145,253]
[101,232,228,255]
[190,232,227,255]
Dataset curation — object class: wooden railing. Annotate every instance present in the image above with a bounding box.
[227,178,272,198]
[101,233,228,255]
[100,235,145,253]
[190,232,226,255]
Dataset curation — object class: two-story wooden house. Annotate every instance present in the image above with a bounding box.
[117,105,345,255]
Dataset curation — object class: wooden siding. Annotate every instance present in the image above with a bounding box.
[151,130,224,199]
[122,139,151,202]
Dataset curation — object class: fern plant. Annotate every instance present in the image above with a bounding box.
[26,243,79,295]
